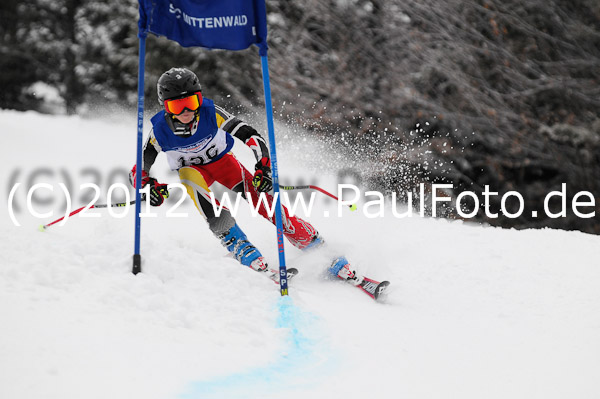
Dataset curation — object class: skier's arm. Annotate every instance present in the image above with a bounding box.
[129,130,161,182]
[141,131,161,173]
[215,105,272,192]
[127,130,169,206]
[215,105,270,162]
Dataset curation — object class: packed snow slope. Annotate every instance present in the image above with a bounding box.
[1,110,599,399]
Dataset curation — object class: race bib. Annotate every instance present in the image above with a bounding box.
[165,128,230,170]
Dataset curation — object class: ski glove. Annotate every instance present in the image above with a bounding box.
[129,165,169,206]
[252,157,273,193]
[147,178,169,207]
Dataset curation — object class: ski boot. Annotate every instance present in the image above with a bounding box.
[219,223,266,268]
[329,256,364,286]
[219,224,287,282]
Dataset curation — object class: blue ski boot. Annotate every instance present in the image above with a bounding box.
[219,224,271,274]
[329,256,364,286]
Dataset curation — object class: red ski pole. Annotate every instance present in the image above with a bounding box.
[39,200,138,231]
[278,184,357,210]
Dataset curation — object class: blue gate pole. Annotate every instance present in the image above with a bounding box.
[132,32,146,275]
[260,54,288,296]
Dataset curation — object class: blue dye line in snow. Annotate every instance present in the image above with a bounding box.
[181,296,333,399]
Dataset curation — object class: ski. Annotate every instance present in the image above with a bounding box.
[330,256,390,301]
[357,276,390,300]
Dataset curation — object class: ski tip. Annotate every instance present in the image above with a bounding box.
[271,267,299,285]
[38,224,47,232]
[373,281,391,300]
[358,278,391,301]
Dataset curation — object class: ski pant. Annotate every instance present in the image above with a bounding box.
[178,152,318,249]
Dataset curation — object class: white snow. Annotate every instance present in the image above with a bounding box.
[1,109,599,399]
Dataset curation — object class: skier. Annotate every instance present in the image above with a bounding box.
[129,67,366,287]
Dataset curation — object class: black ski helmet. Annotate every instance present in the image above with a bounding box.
[157,67,202,104]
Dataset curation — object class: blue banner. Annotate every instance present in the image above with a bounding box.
[138,0,268,55]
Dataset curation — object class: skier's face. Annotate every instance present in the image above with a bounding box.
[174,109,195,124]
[163,92,202,125]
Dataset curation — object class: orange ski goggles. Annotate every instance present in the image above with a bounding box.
[164,92,203,115]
